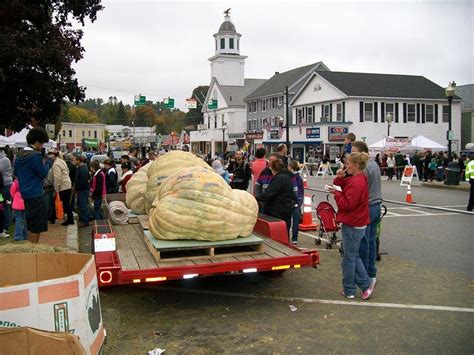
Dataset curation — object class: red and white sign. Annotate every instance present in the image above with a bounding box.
[185,99,197,109]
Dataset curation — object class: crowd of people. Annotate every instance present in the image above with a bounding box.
[0,127,157,243]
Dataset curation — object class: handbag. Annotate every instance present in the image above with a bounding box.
[55,192,64,220]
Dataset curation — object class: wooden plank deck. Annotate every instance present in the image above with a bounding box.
[114,225,301,271]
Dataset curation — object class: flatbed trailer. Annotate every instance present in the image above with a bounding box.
[93,197,319,288]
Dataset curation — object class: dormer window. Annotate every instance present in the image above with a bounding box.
[229,38,234,49]
[220,38,225,49]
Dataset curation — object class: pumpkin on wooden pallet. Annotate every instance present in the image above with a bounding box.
[148,166,258,241]
[145,151,212,212]
[125,163,150,215]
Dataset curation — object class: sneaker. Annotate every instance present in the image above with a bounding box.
[340,289,355,299]
[370,277,377,288]
[0,232,9,238]
[361,283,375,300]
[291,240,298,245]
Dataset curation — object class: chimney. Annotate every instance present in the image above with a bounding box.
[275,72,279,75]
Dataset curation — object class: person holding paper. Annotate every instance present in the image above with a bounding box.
[328,152,374,300]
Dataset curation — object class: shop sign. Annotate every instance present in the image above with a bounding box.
[228,133,244,139]
[306,127,320,139]
[386,137,411,147]
[245,132,263,140]
[269,130,279,139]
[328,127,349,142]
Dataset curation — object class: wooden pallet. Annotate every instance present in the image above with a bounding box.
[143,231,265,262]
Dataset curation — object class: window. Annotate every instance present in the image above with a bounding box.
[364,103,373,121]
[386,103,395,119]
[94,131,97,139]
[62,130,66,137]
[296,108,303,124]
[82,130,85,137]
[442,105,449,122]
[237,39,239,50]
[278,96,283,107]
[215,40,217,50]
[253,118,257,130]
[407,104,416,122]
[229,38,234,49]
[69,130,72,137]
[425,104,434,122]
[247,120,252,131]
[252,101,257,112]
[262,99,266,112]
[214,116,217,129]
[271,116,278,126]
[220,38,225,49]
[88,130,91,137]
[247,103,252,113]
[307,107,314,123]
[336,103,343,122]
[207,116,210,129]
[272,97,277,109]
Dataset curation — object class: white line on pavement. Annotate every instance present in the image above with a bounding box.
[384,212,459,218]
[155,287,474,314]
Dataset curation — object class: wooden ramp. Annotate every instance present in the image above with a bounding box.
[143,231,265,262]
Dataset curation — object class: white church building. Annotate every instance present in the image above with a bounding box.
[190,12,265,156]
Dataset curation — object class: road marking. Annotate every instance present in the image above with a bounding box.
[155,287,474,314]
[385,212,459,218]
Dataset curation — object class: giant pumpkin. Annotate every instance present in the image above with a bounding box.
[145,151,212,212]
[125,163,150,215]
[148,166,258,241]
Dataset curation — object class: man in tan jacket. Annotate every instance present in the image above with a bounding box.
[50,150,74,226]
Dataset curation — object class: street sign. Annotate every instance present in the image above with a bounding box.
[163,97,175,109]
[134,95,146,106]
[186,98,197,109]
[45,124,55,139]
[208,99,218,110]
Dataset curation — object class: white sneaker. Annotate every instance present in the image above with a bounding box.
[370,277,377,287]
[0,232,9,238]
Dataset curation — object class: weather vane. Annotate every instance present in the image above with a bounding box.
[224,8,231,16]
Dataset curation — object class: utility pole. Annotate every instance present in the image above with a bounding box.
[285,86,290,150]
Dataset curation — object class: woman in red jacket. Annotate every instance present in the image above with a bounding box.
[329,152,374,300]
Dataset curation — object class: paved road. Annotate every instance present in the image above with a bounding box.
[83,176,473,353]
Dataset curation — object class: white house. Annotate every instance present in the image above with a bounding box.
[190,12,265,156]
[270,70,462,161]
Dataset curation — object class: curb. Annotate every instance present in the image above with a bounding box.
[66,223,79,252]
[421,182,470,191]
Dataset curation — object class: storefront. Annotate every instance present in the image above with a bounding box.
[325,126,349,161]
[245,132,264,155]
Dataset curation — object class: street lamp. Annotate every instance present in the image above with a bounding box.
[385,113,393,137]
[170,131,176,149]
[222,122,227,157]
[445,81,456,157]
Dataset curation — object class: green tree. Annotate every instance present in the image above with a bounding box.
[184,85,209,128]
[67,106,99,123]
[0,0,103,131]
[133,105,156,126]
[117,101,128,125]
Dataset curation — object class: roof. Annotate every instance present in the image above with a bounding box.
[218,20,236,33]
[455,84,474,109]
[244,61,328,100]
[315,71,463,100]
[219,79,267,107]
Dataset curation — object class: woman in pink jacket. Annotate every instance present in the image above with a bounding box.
[10,178,27,241]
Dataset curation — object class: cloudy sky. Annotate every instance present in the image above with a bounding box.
[74,0,473,111]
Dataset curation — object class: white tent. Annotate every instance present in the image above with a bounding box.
[0,135,14,146]
[369,135,446,151]
[8,127,57,149]
[409,135,446,150]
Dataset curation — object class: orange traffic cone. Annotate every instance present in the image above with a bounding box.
[405,185,414,203]
[299,194,318,231]
[303,174,308,189]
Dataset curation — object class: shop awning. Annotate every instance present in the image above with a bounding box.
[83,138,99,148]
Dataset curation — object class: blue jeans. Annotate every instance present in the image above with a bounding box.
[341,224,370,296]
[359,203,380,278]
[93,199,103,220]
[13,209,27,241]
[77,190,90,224]
[2,184,12,230]
[291,205,301,242]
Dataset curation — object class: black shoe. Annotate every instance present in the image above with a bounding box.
[468,206,472,212]
[61,221,74,226]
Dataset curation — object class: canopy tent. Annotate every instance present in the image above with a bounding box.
[7,127,56,149]
[369,135,446,151]
[0,135,14,146]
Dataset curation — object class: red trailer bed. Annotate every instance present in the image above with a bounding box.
[93,215,320,288]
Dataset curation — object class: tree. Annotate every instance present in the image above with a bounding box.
[0,0,104,131]
[184,85,209,128]
[133,106,156,127]
[67,106,99,123]
[117,101,128,125]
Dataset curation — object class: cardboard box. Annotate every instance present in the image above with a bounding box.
[0,253,105,354]
[0,326,87,354]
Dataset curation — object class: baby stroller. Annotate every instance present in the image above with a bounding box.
[314,199,340,249]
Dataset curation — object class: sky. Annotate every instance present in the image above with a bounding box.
[74,0,473,111]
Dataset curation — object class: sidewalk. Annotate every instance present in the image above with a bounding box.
[421,180,470,191]
[0,222,79,252]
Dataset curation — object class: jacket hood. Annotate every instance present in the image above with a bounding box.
[15,147,41,162]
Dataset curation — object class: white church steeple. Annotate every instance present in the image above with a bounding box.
[209,9,247,87]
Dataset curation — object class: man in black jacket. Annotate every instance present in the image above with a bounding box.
[228,151,251,190]
[73,154,90,227]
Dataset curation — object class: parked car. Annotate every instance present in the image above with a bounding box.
[90,154,108,164]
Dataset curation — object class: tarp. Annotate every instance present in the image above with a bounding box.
[410,135,446,150]
[0,135,14,146]
[8,126,56,149]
